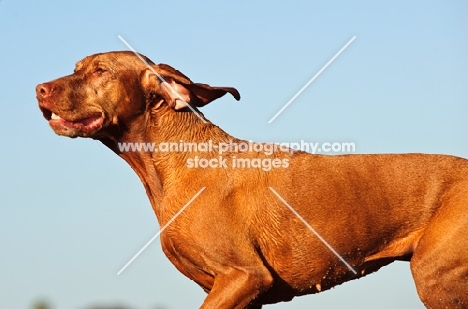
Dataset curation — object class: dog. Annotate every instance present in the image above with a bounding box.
[37,51,468,308]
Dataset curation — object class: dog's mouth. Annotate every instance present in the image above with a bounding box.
[40,107,104,137]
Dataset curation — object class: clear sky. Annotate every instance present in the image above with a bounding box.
[0,1,467,308]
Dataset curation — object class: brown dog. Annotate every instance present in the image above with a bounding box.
[36,51,468,308]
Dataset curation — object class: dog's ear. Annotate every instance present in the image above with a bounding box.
[141,64,240,110]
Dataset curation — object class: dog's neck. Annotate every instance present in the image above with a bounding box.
[102,107,235,219]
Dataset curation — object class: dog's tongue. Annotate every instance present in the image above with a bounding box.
[50,112,102,132]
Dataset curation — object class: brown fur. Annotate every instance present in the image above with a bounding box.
[37,51,468,308]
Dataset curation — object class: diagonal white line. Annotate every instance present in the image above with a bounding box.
[118,35,207,123]
[268,36,356,123]
[117,187,206,275]
[268,187,357,275]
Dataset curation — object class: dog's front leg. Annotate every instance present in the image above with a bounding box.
[199,265,273,309]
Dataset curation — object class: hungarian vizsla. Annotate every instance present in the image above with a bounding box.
[36,51,468,308]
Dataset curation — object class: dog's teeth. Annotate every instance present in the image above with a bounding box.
[51,113,61,120]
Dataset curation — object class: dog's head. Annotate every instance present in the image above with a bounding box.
[36,51,240,139]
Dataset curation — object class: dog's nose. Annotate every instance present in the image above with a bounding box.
[36,83,52,99]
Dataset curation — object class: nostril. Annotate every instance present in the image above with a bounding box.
[36,83,51,98]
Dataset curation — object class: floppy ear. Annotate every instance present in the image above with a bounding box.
[141,63,240,110]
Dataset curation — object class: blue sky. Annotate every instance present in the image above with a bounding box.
[0,1,467,308]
